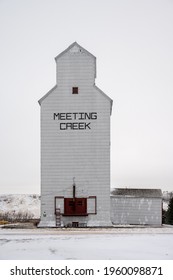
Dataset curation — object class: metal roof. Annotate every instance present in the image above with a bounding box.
[110,188,162,198]
[54,42,96,61]
[38,42,113,110]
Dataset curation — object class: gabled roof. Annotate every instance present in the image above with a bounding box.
[111,188,162,198]
[38,85,57,105]
[54,42,96,61]
[38,84,113,111]
[94,85,113,115]
[38,42,113,110]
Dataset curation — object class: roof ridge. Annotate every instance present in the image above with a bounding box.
[54,42,96,61]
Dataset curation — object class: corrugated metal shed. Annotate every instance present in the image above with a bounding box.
[111,188,162,198]
[110,188,162,226]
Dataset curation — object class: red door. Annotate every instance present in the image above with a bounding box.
[64,198,87,216]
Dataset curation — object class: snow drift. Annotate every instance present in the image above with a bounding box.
[0,194,40,221]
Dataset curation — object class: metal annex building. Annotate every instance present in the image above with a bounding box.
[111,188,162,225]
[38,42,113,227]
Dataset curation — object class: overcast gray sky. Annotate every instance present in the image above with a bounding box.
[0,0,173,194]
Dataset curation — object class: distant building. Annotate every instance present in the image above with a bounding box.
[111,188,162,225]
[38,42,113,227]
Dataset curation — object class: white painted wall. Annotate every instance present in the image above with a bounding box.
[39,43,112,227]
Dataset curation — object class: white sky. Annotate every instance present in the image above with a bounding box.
[0,0,173,194]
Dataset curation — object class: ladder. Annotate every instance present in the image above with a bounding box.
[55,208,61,227]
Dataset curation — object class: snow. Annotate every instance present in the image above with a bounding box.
[163,201,168,211]
[0,194,40,219]
[0,227,173,260]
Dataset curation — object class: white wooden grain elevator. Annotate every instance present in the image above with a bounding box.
[38,42,113,227]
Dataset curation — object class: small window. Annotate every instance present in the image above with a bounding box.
[72,87,78,94]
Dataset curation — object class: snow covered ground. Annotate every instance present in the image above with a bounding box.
[0,227,173,260]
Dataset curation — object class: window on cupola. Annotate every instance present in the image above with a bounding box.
[72,87,78,94]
